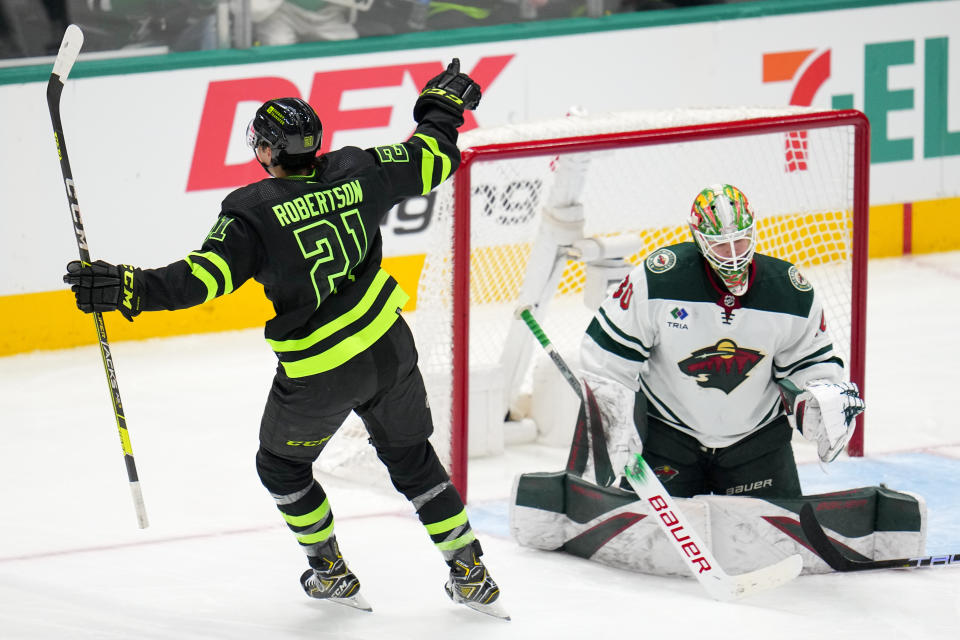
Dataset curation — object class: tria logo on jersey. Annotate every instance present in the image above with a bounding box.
[667,307,689,330]
[677,339,765,394]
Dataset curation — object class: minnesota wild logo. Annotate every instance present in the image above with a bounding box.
[788,265,812,291]
[654,465,679,482]
[646,248,677,273]
[677,339,764,393]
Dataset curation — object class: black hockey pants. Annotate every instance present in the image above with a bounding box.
[254,316,475,560]
[637,416,802,499]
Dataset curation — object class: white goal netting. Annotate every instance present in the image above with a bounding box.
[318,108,868,492]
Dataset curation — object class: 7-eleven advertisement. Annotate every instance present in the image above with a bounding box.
[1,0,958,353]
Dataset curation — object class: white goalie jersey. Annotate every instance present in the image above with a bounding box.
[580,242,845,449]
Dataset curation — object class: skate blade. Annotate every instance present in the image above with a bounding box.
[462,598,510,621]
[328,592,373,613]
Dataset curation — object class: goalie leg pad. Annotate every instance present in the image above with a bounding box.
[510,472,571,552]
[511,470,710,577]
[510,472,927,577]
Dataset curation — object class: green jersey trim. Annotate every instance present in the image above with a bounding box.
[645,244,716,304]
[283,169,318,182]
[586,318,648,363]
[781,355,845,378]
[185,251,234,302]
[414,133,452,195]
[639,376,685,427]
[742,254,816,318]
[598,307,651,354]
[267,269,391,352]
[645,244,815,318]
[774,344,835,375]
[279,285,409,377]
[755,397,783,429]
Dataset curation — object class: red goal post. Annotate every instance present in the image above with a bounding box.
[413,108,869,500]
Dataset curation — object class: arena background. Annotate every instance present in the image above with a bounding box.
[1,0,958,355]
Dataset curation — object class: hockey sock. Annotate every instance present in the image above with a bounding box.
[256,447,336,557]
[376,441,476,560]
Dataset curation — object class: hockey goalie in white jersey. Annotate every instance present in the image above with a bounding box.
[511,184,927,578]
[580,183,864,497]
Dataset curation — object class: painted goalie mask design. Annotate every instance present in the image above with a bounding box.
[689,184,757,296]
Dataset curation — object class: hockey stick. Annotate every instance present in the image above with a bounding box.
[517,307,803,600]
[47,25,148,529]
[799,503,958,572]
[623,453,802,600]
[516,306,614,485]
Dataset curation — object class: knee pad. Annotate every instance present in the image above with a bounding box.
[374,440,449,499]
[255,446,315,495]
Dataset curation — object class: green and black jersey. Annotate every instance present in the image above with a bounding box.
[138,105,463,378]
[581,242,845,448]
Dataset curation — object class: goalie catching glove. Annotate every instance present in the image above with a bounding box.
[64,260,143,321]
[413,58,482,122]
[778,379,865,462]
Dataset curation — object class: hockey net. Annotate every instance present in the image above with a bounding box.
[318,108,869,499]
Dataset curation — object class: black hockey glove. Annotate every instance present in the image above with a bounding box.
[64,260,143,321]
[413,58,482,122]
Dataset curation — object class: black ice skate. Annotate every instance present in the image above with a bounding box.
[444,540,509,620]
[300,538,371,612]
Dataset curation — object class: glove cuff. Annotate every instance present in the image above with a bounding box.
[118,264,144,321]
[413,93,467,123]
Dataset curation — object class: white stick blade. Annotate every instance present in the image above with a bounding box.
[704,554,803,602]
[52,24,84,81]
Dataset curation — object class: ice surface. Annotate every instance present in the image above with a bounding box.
[1,252,958,639]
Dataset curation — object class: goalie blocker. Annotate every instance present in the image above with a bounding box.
[510,472,926,577]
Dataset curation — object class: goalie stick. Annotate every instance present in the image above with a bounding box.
[47,24,149,529]
[517,306,614,485]
[518,307,803,600]
[799,503,959,572]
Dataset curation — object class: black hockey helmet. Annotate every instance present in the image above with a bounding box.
[246,97,322,168]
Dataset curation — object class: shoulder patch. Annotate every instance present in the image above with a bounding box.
[646,248,677,274]
[373,144,409,164]
[788,265,813,292]
[206,216,234,242]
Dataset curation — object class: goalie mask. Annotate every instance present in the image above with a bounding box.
[689,184,757,296]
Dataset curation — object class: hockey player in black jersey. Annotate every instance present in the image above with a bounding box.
[63,60,507,619]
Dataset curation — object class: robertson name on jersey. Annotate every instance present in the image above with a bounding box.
[133,106,463,378]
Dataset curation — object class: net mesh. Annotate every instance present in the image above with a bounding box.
[317,108,860,482]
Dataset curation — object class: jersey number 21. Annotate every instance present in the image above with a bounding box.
[294,209,368,307]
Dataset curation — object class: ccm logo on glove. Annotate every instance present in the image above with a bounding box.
[64,259,143,321]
